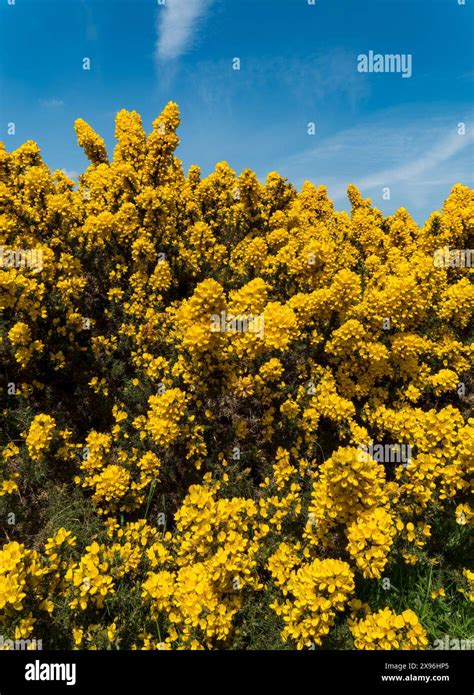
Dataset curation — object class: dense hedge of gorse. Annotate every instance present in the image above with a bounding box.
[0,103,472,650]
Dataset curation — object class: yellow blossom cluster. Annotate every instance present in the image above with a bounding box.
[305,446,388,544]
[25,414,56,462]
[269,554,355,649]
[350,608,429,650]
[346,507,398,579]
[143,483,262,648]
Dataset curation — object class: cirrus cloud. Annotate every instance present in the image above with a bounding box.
[155,0,214,62]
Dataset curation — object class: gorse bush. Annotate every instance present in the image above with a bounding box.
[0,103,473,650]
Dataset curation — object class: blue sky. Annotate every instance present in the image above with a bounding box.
[1,0,473,222]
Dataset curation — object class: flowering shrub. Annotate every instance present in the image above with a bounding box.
[0,104,472,650]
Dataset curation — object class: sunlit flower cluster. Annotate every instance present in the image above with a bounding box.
[350,608,429,650]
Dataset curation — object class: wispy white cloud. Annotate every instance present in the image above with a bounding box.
[176,49,369,114]
[156,0,214,62]
[339,128,474,198]
[279,108,474,220]
[80,0,98,41]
